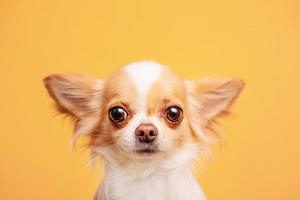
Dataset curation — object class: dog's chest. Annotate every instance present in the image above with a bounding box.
[97,167,206,200]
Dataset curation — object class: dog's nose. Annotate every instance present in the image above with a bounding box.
[135,124,158,143]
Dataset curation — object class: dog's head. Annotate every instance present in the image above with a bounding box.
[44,61,244,163]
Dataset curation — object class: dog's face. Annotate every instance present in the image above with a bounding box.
[44,61,244,162]
[94,63,191,158]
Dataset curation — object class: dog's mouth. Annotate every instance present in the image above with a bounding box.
[135,148,159,154]
[133,143,160,155]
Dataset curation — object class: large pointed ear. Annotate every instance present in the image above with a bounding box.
[43,74,105,141]
[185,77,245,142]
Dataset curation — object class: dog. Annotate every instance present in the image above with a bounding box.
[44,61,244,200]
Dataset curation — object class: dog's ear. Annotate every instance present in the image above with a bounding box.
[43,74,105,141]
[185,77,245,142]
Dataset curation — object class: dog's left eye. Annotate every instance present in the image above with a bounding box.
[165,106,183,123]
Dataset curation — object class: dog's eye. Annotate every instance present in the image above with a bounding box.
[166,106,183,123]
[109,106,128,123]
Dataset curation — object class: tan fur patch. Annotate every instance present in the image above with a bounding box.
[89,69,138,148]
[145,69,196,147]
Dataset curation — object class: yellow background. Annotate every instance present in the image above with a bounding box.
[0,0,299,199]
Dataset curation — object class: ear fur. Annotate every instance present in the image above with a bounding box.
[186,77,245,142]
[43,74,105,142]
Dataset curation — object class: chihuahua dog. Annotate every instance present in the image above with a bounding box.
[44,61,244,200]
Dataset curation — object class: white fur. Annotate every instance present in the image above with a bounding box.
[120,61,166,151]
[95,145,206,200]
[123,60,165,111]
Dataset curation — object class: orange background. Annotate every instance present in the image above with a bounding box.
[0,0,299,199]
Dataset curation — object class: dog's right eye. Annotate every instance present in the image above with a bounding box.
[109,106,128,123]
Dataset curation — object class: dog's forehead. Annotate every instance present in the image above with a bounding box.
[104,61,186,109]
[123,61,166,95]
[124,61,185,93]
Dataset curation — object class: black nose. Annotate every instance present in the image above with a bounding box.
[135,124,158,143]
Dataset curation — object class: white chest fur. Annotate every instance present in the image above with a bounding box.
[94,163,206,200]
